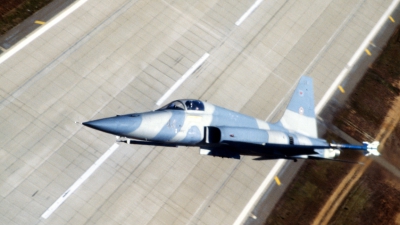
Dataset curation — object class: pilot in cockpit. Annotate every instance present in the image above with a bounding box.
[186,101,198,110]
[185,100,204,111]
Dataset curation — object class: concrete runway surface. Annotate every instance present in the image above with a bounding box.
[0,0,396,224]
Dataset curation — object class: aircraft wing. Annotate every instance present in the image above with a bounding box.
[220,140,323,156]
[205,140,376,162]
[223,140,330,150]
[198,141,327,160]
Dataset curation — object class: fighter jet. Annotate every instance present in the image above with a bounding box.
[83,76,380,162]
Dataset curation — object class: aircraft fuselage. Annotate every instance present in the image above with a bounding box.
[83,77,380,161]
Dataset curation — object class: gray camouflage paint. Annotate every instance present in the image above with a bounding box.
[84,99,331,158]
[83,76,379,160]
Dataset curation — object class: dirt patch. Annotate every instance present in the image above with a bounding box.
[329,162,400,225]
[0,0,25,15]
[381,119,400,167]
[265,26,400,225]
[333,72,399,141]
[317,27,400,224]
[311,159,372,225]
[333,26,400,142]
[264,159,354,225]
[0,0,54,35]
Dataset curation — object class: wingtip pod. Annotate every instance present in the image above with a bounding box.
[363,141,380,156]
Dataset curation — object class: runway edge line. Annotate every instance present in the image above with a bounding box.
[233,159,285,225]
[234,0,400,224]
[0,0,88,64]
[315,0,400,114]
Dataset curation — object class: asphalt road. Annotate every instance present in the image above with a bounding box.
[0,0,75,49]
[246,6,400,224]
[0,0,397,224]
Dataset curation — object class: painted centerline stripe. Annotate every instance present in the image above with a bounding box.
[156,52,210,106]
[0,0,87,64]
[41,143,119,219]
[235,0,263,26]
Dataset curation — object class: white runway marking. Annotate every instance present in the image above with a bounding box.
[41,143,119,219]
[156,52,210,106]
[316,0,400,113]
[234,0,400,224]
[0,0,88,64]
[235,0,263,26]
[233,159,285,225]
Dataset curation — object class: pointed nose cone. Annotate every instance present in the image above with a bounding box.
[83,115,142,136]
[82,118,116,133]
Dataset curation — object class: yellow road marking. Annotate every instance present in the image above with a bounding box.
[274,176,281,186]
[389,16,395,23]
[365,48,372,56]
[338,85,345,93]
[35,20,46,25]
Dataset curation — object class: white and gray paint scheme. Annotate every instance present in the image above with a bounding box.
[83,76,380,162]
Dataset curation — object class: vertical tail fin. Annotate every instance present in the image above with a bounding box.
[278,76,317,137]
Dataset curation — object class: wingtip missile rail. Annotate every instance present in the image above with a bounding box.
[329,141,380,156]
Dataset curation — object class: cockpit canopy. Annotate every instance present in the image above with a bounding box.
[158,99,205,111]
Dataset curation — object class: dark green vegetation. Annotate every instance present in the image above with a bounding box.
[265,26,400,225]
[0,0,53,35]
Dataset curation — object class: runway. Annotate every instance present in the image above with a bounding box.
[0,0,395,224]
